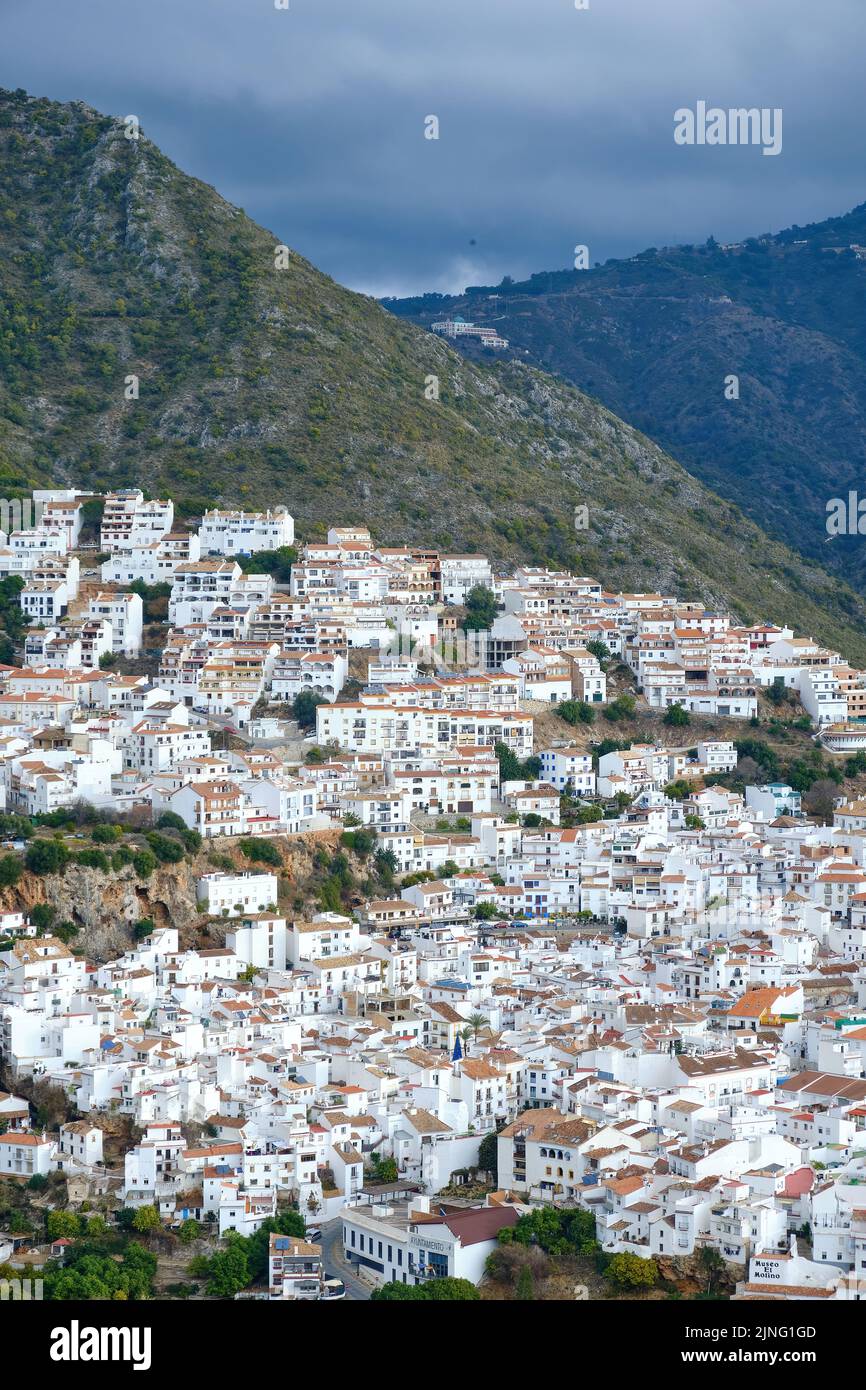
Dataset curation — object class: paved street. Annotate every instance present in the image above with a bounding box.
[319,1218,372,1301]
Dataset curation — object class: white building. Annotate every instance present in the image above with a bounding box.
[87,591,144,656]
[101,490,174,552]
[199,507,294,557]
[196,872,280,917]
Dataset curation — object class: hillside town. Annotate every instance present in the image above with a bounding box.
[4,488,866,1301]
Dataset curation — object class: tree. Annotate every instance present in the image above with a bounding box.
[503,1205,598,1257]
[803,778,838,822]
[131,1205,161,1235]
[558,699,595,727]
[239,837,282,867]
[341,827,377,856]
[25,837,70,875]
[494,741,541,784]
[434,1273,480,1299]
[663,702,690,727]
[466,1012,488,1040]
[604,694,636,722]
[90,823,122,843]
[30,1078,75,1128]
[146,831,185,864]
[477,1128,499,1181]
[244,1212,307,1280]
[240,545,297,582]
[735,755,762,787]
[585,640,611,667]
[698,1245,725,1294]
[292,689,327,731]
[735,739,781,780]
[206,1238,250,1297]
[374,847,399,888]
[685,814,705,830]
[368,1152,399,1184]
[0,852,21,888]
[604,1252,658,1290]
[371,1282,428,1300]
[463,585,498,631]
[664,780,693,802]
[371,1277,479,1301]
[47,1210,81,1240]
[766,677,791,706]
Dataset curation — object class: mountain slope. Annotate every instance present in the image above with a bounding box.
[385,208,866,590]
[2,88,866,660]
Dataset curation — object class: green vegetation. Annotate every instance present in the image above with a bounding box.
[0,575,26,664]
[24,838,70,875]
[238,837,282,867]
[604,1251,659,1291]
[389,205,866,606]
[558,699,595,726]
[664,702,690,727]
[371,1277,480,1300]
[145,831,186,865]
[516,1265,535,1299]
[340,826,377,856]
[188,1211,306,1296]
[292,690,327,730]
[463,585,499,631]
[2,88,864,662]
[604,694,637,723]
[494,741,541,783]
[367,1152,399,1184]
[499,1205,599,1256]
[584,640,611,666]
[239,545,296,581]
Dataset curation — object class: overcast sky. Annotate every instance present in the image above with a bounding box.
[3,0,863,297]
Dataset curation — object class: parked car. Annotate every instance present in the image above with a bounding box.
[306,1226,322,1242]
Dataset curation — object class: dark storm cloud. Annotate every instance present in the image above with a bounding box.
[2,0,863,295]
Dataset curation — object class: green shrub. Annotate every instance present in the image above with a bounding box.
[90,824,122,843]
[133,849,157,879]
[75,848,111,871]
[238,837,282,867]
[25,838,70,875]
[146,832,185,864]
[0,855,22,888]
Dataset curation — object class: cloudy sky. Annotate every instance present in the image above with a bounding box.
[3,0,863,297]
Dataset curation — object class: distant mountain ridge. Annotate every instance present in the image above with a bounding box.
[2,87,866,660]
[384,203,866,591]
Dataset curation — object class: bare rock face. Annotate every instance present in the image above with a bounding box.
[0,825,357,964]
[3,861,205,963]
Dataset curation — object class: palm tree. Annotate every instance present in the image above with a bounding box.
[467,1012,488,1040]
